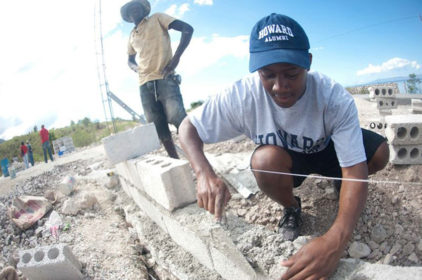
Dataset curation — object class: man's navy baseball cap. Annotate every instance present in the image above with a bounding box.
[249,13,310,72]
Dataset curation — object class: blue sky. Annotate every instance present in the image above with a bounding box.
[0,0,421,140]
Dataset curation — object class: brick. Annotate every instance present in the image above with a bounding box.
[389,144,422,165]
[115,160,144,192]
[136,155,196,211]
[102,124,160,165]
[376,97,397,110]
[385,115,422,145]
[411,99,422,114]
[17,243,82,280]
[369,86,396,99]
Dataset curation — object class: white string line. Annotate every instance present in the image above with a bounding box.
[250,168,422,186]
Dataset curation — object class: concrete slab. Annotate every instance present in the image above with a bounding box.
[385,114,422,145]
[102,124,160,165]
[389,144,422,165]
[17,243,82,280]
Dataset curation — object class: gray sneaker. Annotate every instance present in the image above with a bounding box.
[278,196,302,241]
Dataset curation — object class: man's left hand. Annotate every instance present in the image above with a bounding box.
[162,57,180,78]
[279,235,344,280]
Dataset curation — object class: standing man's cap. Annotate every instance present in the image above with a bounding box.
[121,0,151,23]
[249,13,310,72]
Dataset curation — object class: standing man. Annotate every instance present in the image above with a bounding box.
[20,142,29,169]
[179,14,389,280]
[121,0,193,159]
[26,141,34,166]
[40,125,54,163]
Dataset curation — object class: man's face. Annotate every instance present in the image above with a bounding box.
[258,61,309,108]
[128,4,147,23]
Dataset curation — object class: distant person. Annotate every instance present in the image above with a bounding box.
[179,14,389,280]
[20,142,29,169]
[120,0,193,158]
[26,141,34,166]
[39,125,54,163]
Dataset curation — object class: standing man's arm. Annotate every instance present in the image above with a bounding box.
[179,117,231,220]
[128,54,138,73]
[280,162,368,280]
[162,20,194,78]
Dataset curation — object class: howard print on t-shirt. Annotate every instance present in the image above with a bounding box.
[254,128,328,154]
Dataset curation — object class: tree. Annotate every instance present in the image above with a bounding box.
[81,117,91,127]
[407,73,421,94]
[33,125,38,132]
[190,100,204,110]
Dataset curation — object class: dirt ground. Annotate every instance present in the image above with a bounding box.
[1,95,421,279]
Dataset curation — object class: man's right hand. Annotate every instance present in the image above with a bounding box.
[196,172,231,221]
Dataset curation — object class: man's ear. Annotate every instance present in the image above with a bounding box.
[308,53,313,70]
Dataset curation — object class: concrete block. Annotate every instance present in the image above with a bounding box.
[412,99,422,114]
[17,243,82,280]
[385,115,422,145]
[376,97,397,110]
[369,86,396,99]
[102,124,160,165]
[136,155,196,211]
[389,144,422,165]
[115,160,144,192]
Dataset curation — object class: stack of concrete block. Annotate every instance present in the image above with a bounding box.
[411,98,422,114]
[102,123,161,165]
[17,243,82,280]
[385,114,422,164]
[52,136,75,155]
[367,86,398,132]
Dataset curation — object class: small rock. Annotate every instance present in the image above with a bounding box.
[371,224,388,243]
[395,224,404,236]
[348,242,371,259]
[231,193,243,200]
[398,185,405,192]
[391,196,399,205]
[368,240,379,250]
[325,188,337,200]
[380,241,391,254]
[390,243,402,255]
[408,253,419,263]
[237,209,247,217]
[402,242,415,255]
[383,253,393,265]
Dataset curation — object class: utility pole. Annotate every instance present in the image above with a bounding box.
[94,0,116,133]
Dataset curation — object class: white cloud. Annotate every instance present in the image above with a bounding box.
[194,0,213,5]
[165,3,190,18]
[176,34,249,76]
[357,57,421,76]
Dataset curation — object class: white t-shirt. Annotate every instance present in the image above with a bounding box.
[190,71,366,168]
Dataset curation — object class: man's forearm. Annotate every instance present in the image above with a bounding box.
[325,162,368,247]
[179,117,215,177]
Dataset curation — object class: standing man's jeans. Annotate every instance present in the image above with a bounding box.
[42,141,54,163]
[140,77,187,142]
[23,154,29,169]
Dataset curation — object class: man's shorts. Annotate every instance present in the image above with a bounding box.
[140,76,187,141]
[283,129,386,187]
